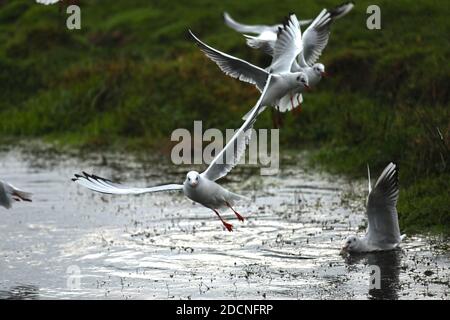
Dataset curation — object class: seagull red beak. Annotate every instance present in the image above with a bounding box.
[321,71,328,78]
[304,84,311,91]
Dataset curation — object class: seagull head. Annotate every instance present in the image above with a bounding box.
[295,72,310,90]
[186,171,200,188]
[313,63,326,77]
[340,235,359,254]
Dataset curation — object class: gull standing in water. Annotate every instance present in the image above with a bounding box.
[189,13,310,118]
[72,76,275,232]
[340,163,406,254]
[0,180,33,209]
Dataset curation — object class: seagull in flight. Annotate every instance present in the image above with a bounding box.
[340,163,406,254]
[189,13,310,118]
[226,2,354,90]
[72,76,275,232]
[0,180,33,209]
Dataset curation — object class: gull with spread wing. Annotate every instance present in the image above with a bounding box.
[223,1,354,45]
[340,163,406,254]
[226,2,354,93]
[189,13,310,118]
[72,76,275,232]
[236,2,354,57]
[0,180,32,209]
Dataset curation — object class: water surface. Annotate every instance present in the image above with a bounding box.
[0,147,448,299]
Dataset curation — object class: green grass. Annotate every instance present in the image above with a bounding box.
[0,0,448,234]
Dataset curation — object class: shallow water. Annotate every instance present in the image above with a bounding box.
[0,146,448,300]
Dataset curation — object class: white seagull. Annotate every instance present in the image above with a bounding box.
[227,2,354,89]
[232,1,354,58]
[189,13,310,118]
[340,163,406,254]
[72,76,275,232]
[0,180,33,209]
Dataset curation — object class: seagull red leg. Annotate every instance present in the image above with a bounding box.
[226,202,245,222]
[212,209,233,232]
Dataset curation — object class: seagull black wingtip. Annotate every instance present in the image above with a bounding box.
[92,173,112,183]
[187,29,196,41]
[82,171,91,178]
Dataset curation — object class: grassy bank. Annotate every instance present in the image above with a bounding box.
[0,0,448,233]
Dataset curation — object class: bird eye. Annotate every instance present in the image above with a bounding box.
[296,76,300,81]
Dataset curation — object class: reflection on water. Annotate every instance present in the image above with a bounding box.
[0,285,39,300]
[0,147,449,300]
[345,250,402,300]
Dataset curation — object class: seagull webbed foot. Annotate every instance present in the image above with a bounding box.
[226,202,245,222]
[222,221,233,232]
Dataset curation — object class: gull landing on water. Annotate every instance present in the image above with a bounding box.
[72,76,275,232]
[0,180,33,209]
[340,163,406,254]
[189,13,310,118]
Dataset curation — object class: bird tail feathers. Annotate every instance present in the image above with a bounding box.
[228,192,250,204]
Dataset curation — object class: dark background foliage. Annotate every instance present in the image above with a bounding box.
[0,0,448,233]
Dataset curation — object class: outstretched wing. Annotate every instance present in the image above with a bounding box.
[366,163,401,245]
[301,2,354,66]
[270,14,303,73]
[223,12,278,34]
[189,30,269,91]
[224,12,311,35]
[299,9,331,67]
[0,180,32,207]
[329,1,355,20]
[201,75,273,181]
[72,172,183,195]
